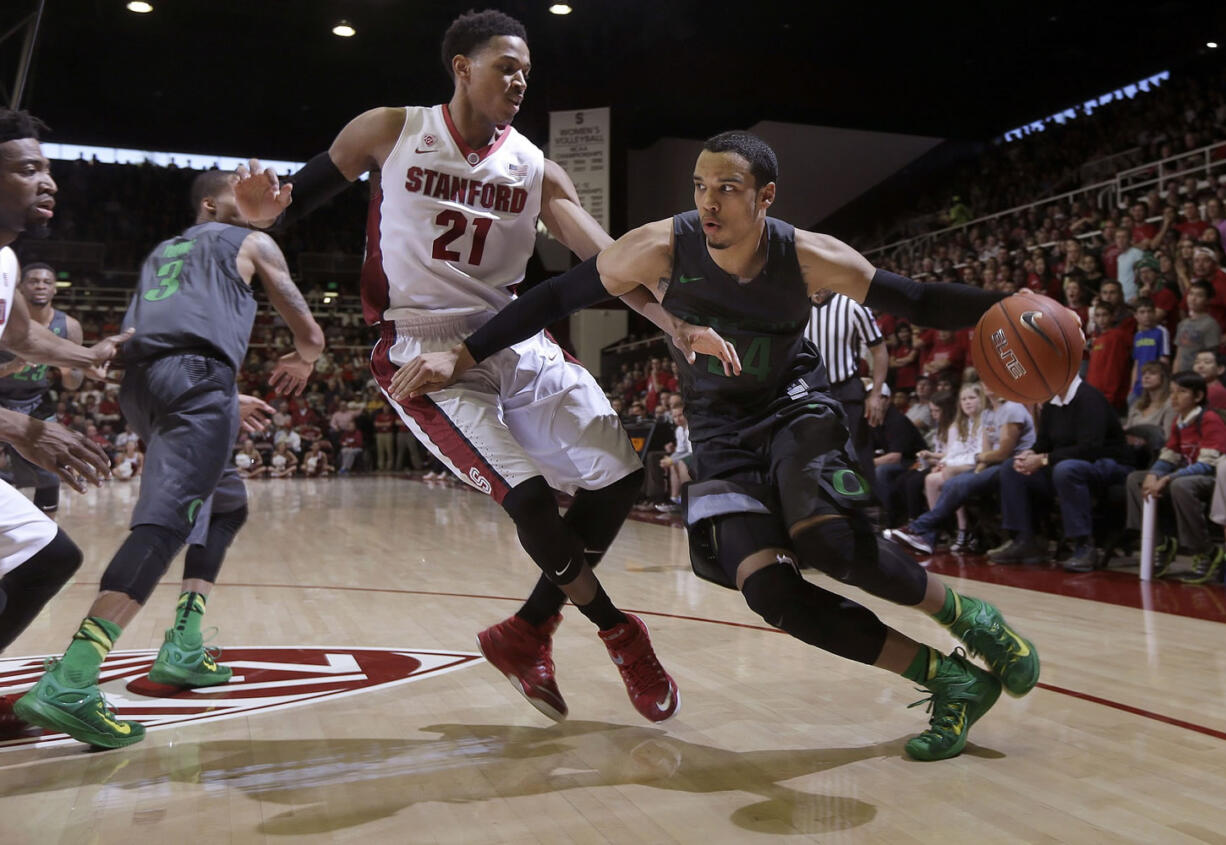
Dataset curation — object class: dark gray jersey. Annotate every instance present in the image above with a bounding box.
[0,309,69,408]
[122,222,256,370]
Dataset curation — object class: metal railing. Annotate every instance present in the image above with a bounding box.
[862,138,1226,264]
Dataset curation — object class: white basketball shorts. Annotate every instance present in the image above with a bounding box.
[370,314,641,502]
[0,479,58,577]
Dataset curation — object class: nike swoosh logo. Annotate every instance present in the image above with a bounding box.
[554,562,571,577]
[679,275,703,284]
[99,712,132,735]
[1002,626,1032,658]
[415,147,438,154]
[1019,310,1060,351]
[612,655,625,665]
[656,688,673,712]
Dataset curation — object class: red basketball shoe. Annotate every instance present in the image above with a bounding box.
[0,693,40,740]
[598,614,680,722]
[476,614,567,721]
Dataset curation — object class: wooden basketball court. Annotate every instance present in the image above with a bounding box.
[1,476,1223,843]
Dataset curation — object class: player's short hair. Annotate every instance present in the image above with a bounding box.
[20,262,53,279]
[0,109,48,145]
[702,131,778,190]
[441,9,528,80]
[189,169,234,213]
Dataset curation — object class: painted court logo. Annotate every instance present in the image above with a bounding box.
[0,646,482,751]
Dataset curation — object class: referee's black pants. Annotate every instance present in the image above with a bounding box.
[829,376,877,496]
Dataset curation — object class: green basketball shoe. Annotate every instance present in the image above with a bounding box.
[147,628,233,688]
[904,649,1001,762]
[13,665,145,749]
[947,594,1040,697]
[1153,536,1178,579]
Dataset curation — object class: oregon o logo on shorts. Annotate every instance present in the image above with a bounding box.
[831,469,866,498]
[186,498,204,524]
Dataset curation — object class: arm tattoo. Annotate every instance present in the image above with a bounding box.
[656,255,674,297]
[254,235,312,320]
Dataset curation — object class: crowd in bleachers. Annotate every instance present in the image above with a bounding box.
[12,61,1226,583]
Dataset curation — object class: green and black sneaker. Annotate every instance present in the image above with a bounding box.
[13,664,145,749]
[1180,547,1224,585]
[904,649,1001,762]
[147,628,233,688]
[1153,536,1178,579]
[947,594,1040,697]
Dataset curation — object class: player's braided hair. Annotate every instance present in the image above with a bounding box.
[441,9,528,80]
[0,109,48,144]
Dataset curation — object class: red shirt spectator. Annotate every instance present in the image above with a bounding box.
[374,410,396,434]
[340,429,363,449]
[920,330,966,380]
[1086,306,1134,409]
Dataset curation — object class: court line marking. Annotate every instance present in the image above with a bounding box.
[66,580,1226,745]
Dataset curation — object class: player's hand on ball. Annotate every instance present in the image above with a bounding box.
[672,323,741,376]
[270,351,314,396]
[11,418,110,492]
[393,345,476,399]
[238,394,276,434]
[234,158,294,227]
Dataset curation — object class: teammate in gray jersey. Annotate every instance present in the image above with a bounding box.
[0,262,85,518]
[16,170,324,749]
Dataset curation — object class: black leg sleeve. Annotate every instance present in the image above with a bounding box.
[0,530,83,652]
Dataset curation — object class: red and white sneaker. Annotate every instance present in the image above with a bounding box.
[476,614,568,721]
[0,693,40,740]
[598,614,680,722]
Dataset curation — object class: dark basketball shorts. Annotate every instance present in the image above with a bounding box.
[683,400,873,588]
[119,353,244,544]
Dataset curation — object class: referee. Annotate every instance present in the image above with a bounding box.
[806,290,889,492]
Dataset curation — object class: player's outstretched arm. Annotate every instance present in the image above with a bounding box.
[60,315,86,390]
[796,230,1007,329]
[238,231,325,396]
[389,222,740,399]
[0,291,131,379]
[235,107,405,229]
[0,407,110,492]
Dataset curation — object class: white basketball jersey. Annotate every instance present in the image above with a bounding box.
[0,248,18,344]
[361,105,545,324]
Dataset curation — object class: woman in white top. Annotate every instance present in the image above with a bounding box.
[921,383,985,524]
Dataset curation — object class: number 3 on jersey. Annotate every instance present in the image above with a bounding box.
[432,210,493,266]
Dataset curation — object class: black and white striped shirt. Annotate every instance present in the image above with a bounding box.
[805,293,885,384]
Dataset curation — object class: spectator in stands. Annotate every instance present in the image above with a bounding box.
[1078,254,1109,294]
[920,329,965,383]
[273,423,301,457]
[1135,257,1179,334]
[1062,275,1091,327]
[1124,371,1226,583]
[1111,229,1147,301]
[905,374,934,434]
[870,397,929,527]
[1174,280,1220,372]
[988,375,1133,571]
[1129,202,1159,249]
[920,383,985,547]
[235,438,266,479]
[1207,197,1226,250]
[1129,298,1171,401]
[111,440,143,482]
[888,322,918,392]
[1191,247,1226,329]
[1087,303,1134,410]
[654,404,692,513]
[374,405,396,471]
[1175,200,1212,241]
[1125,362,1176,450]
[887,383,1036,555]
[302,440,333,477]
[1192,349,1226,411]
[338,420,364,474]
[268,441,298,479]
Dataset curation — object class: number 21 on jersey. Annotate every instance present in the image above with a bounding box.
[432,211,493,266]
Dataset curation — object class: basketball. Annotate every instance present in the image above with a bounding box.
[971,293,1084,403]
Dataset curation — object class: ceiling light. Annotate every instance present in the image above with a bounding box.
[126,1,153,12]
[549,4,573,14]
[1208,42,1219,49]
[332,21,356,37]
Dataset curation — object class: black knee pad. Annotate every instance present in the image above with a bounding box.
[791,515,927,606]
[740,563,887,664]
[183,505,249,584]
[502,476,585,585]
[33,483,59,514]
[564,468,644,568]
[99,524,187,604]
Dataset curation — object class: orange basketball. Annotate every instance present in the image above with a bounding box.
[971,293,1084,403]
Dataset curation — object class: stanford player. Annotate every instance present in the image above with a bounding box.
[235,9,734,724]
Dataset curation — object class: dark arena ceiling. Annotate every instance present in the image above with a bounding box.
[5,0,1224,159]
